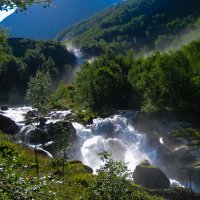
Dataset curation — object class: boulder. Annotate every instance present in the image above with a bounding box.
[22,127,45,144]
[25,110,37,119]
[44,121,76,154]
[0,114,18,135]
[1,106,8,111]
[46,121,76,140]
[133,160,170,189]
[25,110,37,125]
[39,117,47,127]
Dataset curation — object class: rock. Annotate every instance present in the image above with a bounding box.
[44,121,76,154]
[39,117,47,127]
[35,148,53,158]
[1,106,8,111]
[64,112,73,122]
[46,121,76,140]
[24,127,45,144]
[133,160,170,189]
[25,110,37,119]
[87,117,94,125]
[0,114,18,135]
[24,110,37,125]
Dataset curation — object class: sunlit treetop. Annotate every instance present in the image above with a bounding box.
[0,0,51,11]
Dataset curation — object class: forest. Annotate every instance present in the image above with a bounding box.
[1,0,200,199]
[57,0,200,56]
[0,35,75,103]
[50,40,200,114]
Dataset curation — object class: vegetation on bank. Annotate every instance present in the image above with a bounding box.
[49,40,200,117]
[57,0,200,56]
[0,132,162,200]
[0,132,90,199]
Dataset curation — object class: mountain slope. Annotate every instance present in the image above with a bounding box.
[58,0,200,55]
[0,38,75,103]
[0,0,120,39]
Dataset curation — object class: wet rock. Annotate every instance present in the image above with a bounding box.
[133,160,170,189]
[35,148,53,158]
[21,126,45,144]
[1,106,8,111]
[64,112,74,122]
[25,110,37,125]
[39,117,47,127]
[0,114,18,135]
[25,110,37,119]
[46,121,76,139]
[44,121,76,154]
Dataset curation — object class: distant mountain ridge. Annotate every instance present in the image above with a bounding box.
[58,0,200,55]
[0,0,120,39]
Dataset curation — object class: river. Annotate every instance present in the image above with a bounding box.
[1,106,200,191]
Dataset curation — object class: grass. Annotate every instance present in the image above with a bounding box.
[0,132,92,199]
[0,132,165,199]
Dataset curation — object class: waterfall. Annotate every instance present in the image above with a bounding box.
[71,111,152,172]
[1,107,199,190]
[71,111,197,189]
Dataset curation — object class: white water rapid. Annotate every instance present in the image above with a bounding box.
[71,111,155,172]
[70,111,197,190]
[1,107,199,190]
[1,107,71,158]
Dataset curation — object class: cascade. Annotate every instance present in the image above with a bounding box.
[2,107,200,190]
[71,111,150,172]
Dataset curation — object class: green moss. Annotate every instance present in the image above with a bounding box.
[194,161,200,167]
[171,128,200,146]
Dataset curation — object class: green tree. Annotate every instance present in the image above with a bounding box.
[0,0,51,11]
[0,30,8,64]
[86,152,160,200]
[26,70,51,174]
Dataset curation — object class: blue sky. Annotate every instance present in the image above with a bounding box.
[0,0,121,39]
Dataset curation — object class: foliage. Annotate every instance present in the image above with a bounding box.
[26,70,51,174]
[26,70,51,113]
[74,50,134,111]
[46,121,74,156]
[0,0,51,11]
[0,30,8,64]
[0,133,161,199]
[128,40,200,112]
[0,132,92,200]
[86,152,162,200]
[49,81,76,109]
[51,40,200,114]
[58,0,200,55]
[0,38,75,103]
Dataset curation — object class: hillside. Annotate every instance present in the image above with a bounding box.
[0,0,120,39]
[0,132,165,200]
[51,39,200,114]
[0,38,76,103]
[57,0,200,55]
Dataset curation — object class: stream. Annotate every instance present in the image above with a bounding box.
[1,107,200,192]
[0,50,200,191]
